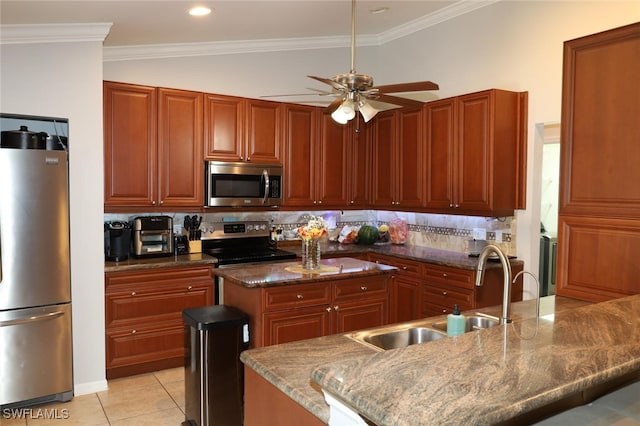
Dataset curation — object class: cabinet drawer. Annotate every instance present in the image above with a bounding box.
[106,323,185,369]
[106,284,212,328]
[264,283,331,311]
[370,255,421,278]
[333,276,388,302]
[105,266,213,290]
[424,264,474,289]
[422,282,473,313]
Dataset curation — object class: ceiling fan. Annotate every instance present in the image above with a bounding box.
[310,0,440,124]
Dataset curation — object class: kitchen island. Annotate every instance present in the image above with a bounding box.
[240,295,640,425]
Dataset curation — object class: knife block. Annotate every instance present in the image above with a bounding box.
[188,239,202,254]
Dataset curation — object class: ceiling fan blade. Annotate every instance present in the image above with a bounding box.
[261,93,319,98]
[325,97,344,114]
[375,94,425,109]
[374,81,440,93]
[308,75,347,92]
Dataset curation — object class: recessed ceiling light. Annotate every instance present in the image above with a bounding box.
[189,6,212,16]
[369,7,389,15]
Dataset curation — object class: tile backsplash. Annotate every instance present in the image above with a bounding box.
[105,210,515,256]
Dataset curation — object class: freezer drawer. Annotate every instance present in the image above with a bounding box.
[0,303,73,407]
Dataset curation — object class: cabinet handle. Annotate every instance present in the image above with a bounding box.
[402,266,408,270]
[334,305,339,311]
[442,273,448,278]
[318,200,322,204]
[152,200,156,205]
[247,157,250,161]
[131,329,137,334]
[350,200,354,204]
[240,156,244,161]
[296,294,304,300]
[360,286,368,292]
[442,309,447,313]
[442,291,448,296]
[160,200,164,205]
[131,291,136,296]
[187,286,192,291]
[325,307,332,312]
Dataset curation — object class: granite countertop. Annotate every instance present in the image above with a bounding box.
[104,252,217,273]
[213,257,396,288]
[282,240,523,271]
[239,296,640,425]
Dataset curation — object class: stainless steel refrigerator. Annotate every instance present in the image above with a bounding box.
[0,146,73,407]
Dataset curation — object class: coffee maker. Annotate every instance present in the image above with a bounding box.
[104,221,132,261]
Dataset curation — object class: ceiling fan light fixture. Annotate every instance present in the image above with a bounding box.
[358,101,378,123]
[331,99,356,124]
[189,6,212,16]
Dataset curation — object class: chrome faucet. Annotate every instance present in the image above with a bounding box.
[475,244,512,324]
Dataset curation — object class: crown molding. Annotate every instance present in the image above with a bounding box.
[102,34,380,62]
[0,23,112,45]
[377,0,500,44]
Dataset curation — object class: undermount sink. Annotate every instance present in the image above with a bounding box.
[348,324,447,351]
[348,313,500,351]
[431,314,500,333]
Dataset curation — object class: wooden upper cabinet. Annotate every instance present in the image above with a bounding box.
[104,82,203,210]
[556,22,640,302]
[424,98,456,210]
[371,110,397,208]
[371,108,424,209]
[396,108,425,208]
[282,103,317,206]
[203,93,245,161]
[158,88,204,207]
[316,111,349,207]
[348,119,371,207]
[104,81,158,208]
[425,89,526,215]
[559,22,640,218]
[245,99,282,163]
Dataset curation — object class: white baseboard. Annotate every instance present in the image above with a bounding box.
[73,379,108,396]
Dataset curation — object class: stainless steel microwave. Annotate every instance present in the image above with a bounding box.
[204,161,282,207]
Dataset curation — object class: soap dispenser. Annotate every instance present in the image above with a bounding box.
[447,304,466,336]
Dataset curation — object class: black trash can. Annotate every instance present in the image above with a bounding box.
[182,305,249,426]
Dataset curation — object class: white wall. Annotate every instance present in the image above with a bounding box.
[0,42,107,394]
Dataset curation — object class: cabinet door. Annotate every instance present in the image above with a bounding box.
[104,81,157,207]
[317,112,349,207]
[282,104,317,206]
[393,276,421,323]
[456,92,493,211]
[559,23,640,218]
[556,215,640,302]
[425,98,456,209]
[396,108,425,208]
[245,99,282,163]
[333,299,388,333]
[157,88,204,207]
[348,120,371,207]
[263,307,331,346]
[203,93,245,161]
[370,110,397,207]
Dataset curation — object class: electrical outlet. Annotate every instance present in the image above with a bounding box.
[472,228,486,240]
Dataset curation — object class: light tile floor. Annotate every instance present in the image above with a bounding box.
[2,368,185,426]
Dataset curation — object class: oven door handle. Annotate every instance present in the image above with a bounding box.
[262,168,270,204]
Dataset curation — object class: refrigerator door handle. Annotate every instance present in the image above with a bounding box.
[0,310,64,327]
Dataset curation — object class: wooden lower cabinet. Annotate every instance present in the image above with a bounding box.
[368,254,422,323]
[104,266,214,379]
[223,274,391,348]
[422,262,523,317]
[244,367,325,426]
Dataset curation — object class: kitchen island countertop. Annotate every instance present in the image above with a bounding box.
[213,257,396,288]
[240,295,640,425]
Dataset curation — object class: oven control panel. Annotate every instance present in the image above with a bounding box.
[203,221,270,240]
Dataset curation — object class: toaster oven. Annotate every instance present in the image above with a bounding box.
[131,216,173,257]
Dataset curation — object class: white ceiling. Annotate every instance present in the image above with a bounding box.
[0,0,487,48]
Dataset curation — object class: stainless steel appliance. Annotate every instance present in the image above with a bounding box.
[204,161,282,208]
[201,221,296,303]
[0,146,73,407]
[132,216,173,257]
